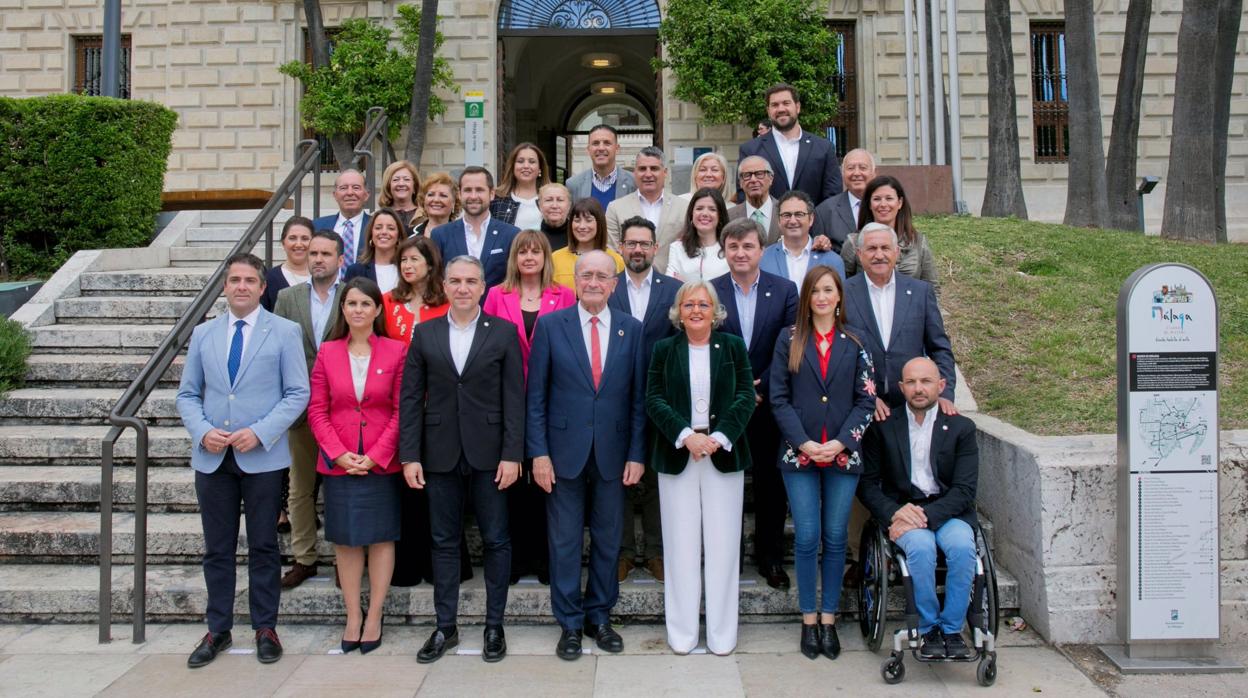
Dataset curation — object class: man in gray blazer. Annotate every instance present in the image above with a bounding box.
[565,124,637,210]
[727,155,782,245]
[812,148,877,253]
[605,146,688,273]
[271,230,343,589]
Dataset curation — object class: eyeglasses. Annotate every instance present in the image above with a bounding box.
[577,272,614,282]
[621,240,655,250]
[778,211,810,221]
[739,170,772,181]
[680,302,713,311]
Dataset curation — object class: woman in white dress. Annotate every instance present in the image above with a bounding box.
[667,188,730,283]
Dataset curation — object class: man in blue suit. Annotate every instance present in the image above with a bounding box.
[760,190,845,284]
[737,83,842,205]
[312,169,370,267]
[175,253,311,668]
[711,218,799,590]
[843,223,957,421]
[527,250,647,661]
[607,216,679,582]
[430,166,520,289]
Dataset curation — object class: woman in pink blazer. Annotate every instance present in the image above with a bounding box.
[481,229,576,585]
[308,277,406,655]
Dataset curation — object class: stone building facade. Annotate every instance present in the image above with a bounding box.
[0,0,1244,234]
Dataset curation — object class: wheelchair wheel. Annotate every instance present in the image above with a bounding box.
[978,529,1000,638]
[857,523,888,651]
[976,653,997,687]
[881,652,906,684]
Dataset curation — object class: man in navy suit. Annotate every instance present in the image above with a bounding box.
[312,169,370,267]
[710,218,798,590]
[175,253,310,668]
[738,83,842,205]
[607,216,679,582]
[812,148,876,253]
[843,223,957,421]
[430,166,520,289]
[527,250,647,661]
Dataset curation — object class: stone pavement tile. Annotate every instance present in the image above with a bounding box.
[417,655,594,697]
[736,621,869,654]
[99,654,304,697]
[594,655,744,698]
[995,625,1047,647]
[935,646,1102,696]
[611,622,671,654]
[0,653,144,698]
[739,651,952,696]
[272,655,427,697]
[0,625,37,652]
[4,624,175,655]
[135,623,341,656]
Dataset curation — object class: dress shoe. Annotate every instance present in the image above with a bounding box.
[943,632,972,659]
[644,557,665,582]
[276,512,291,534]
[585,623,623,653]
[617,558,635,582]
[416,628,458,664]
[536,564,550,585]
[186,630,231,668]
[341,621,363,653]
[556,628,583,661]
[256,628,283,664]
[799,623,820,660]
[280,562,318,590]
[919,628,946,659]
[359,627,383,655]
[482,625,507,662]
[759,563,791,590]
[820,623,841,659]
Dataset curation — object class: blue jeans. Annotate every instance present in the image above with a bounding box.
[896,518,977,634]
[781,468,859,615]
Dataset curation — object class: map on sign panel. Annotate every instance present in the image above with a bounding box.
[1135,396,1210,470]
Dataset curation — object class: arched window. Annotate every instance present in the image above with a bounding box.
[498,0,661,30]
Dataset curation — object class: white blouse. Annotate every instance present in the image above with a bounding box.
[374,264,398,294]
[666,241,730,283]
[349,352,370,402]
[688,344,711,430]
[512,194,543,231]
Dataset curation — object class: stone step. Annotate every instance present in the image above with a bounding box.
[27,324,176,354]
[0,425,191,465]
[0,388,180,425]
[79,268,213,297]
[185,226,278,244]
[0,466,196,509]
[53,296,224,325]
[0,562,1020,623]
[169,245,287,268]
[23,354,184,388]
[199,209,293,227]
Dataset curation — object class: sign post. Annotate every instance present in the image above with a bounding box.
[464,91,485,167]
[1102,263,1242,673]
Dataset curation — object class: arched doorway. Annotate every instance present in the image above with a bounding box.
[496,0,661,181]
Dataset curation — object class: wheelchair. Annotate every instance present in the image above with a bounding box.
[856,518,999,686]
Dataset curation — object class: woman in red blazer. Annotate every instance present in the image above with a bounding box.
[383,236,450,343]
[481,229,576,585]
[308,277,406,655]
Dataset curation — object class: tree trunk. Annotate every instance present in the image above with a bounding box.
[404,0,440,168]
[1210,0,1241,241]
[1104,0,1151,231]
[1062,0,1108,228]
[302,0,355,169]
[1161,0,1220,241]
[981,0,1028,218]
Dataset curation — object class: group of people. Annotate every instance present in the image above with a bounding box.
[176,82,983,669]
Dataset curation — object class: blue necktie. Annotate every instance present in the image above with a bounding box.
[227,319,245,385]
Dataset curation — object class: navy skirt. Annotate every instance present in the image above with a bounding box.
[323,472,402,547]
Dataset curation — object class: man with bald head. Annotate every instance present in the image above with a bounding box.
[728,155,781,245]
[526,250,648,660]
[858,357,980,660]
[313,169,371,267]
[812,148,877,253]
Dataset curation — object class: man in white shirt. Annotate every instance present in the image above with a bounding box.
[605,147,688,273]
[727,156,781,245]
[737,83,843,205]
[812,148,877,253]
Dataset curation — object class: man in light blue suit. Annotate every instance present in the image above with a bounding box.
[430,166,520,289]
[175,253,310,669]
[312,169,370,266]
[760,190,845,285]
[526,251,647,661]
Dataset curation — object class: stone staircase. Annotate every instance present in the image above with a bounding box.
[0,210,1021,626]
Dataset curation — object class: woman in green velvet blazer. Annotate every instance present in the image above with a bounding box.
[643,279,757,656]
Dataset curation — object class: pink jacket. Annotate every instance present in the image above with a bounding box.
[482,283,577,373]
[308,334,406,476]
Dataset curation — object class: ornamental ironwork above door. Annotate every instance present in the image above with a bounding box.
[498,0,661,30]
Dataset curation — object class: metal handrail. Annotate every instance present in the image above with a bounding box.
[97,138,323,644]
[352,106,391,212]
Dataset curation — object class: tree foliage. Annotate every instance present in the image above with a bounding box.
[656,0,839,126]
[280,9,455,141]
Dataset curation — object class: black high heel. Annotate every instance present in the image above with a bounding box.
[341,621,363,653]
[360,627,384,655]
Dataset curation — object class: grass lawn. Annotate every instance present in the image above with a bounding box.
[919,216,1246,436]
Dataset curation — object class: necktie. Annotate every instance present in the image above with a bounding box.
[227,319,245,385]
[341,219,356,267]
[751,209,766,226]
[590,316,602,390]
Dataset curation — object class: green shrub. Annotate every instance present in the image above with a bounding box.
[0,317,30,394]
[0,95,177,277]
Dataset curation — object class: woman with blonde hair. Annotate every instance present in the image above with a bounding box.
[537,182,572,251]
[411,172,459,237]
[378,160,422,233]
[679,152,733,205]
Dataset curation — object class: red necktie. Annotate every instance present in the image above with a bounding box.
[590,316,602,390]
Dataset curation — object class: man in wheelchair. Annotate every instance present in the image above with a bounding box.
[858,357,979,660]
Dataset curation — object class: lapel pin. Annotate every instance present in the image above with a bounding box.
[942,425,948,430]
[376,368,383,374]
[483,321,490,327]
[714,344,720,349]
[906,290,912,295]
[618,329,624,337]
[765,291,771,297]
[549,299,555,305]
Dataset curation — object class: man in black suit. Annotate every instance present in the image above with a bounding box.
[738,83,842,205]
[607,216,680,582]
[811,148,877,253]
[710,218,798,590]
[400,255,525,664]
[858,357,979,660]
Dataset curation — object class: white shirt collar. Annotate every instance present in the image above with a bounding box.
[228,305,262,327]
[627,267,655,291]
[578,303,611,327]
[906,403,937,429]
[782,238,812,259]
[746,197,774,217]
[774,128,803,146]
[638,190,664,206]
[868,270,897,292]
[448,307,481,331]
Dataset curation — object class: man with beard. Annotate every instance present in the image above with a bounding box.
[607,216,680,581]
[566,124,638,210]
[738,83,842,205]
[430,167,521,289]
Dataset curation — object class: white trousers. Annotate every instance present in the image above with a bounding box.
[658,454,744,655]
